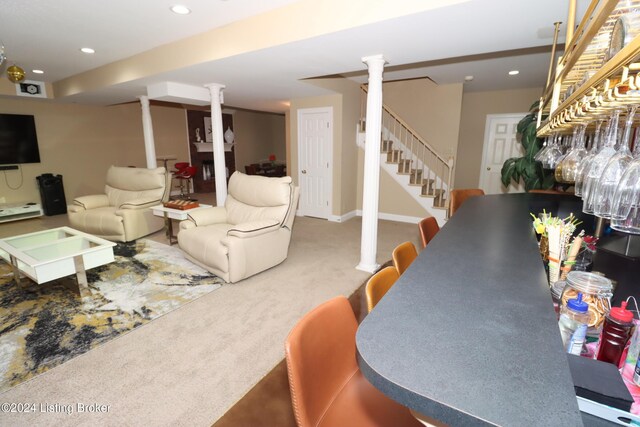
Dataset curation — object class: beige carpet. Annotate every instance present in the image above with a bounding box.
[0,208,421,426]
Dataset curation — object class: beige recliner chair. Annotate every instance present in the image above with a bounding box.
[178,171,299,283]
[68,166,170,242]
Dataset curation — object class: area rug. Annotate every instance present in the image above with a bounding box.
[0,239,223,393]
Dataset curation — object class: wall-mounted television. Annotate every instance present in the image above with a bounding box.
[0,114,41,165]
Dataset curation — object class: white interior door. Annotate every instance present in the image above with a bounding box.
[298,107,332,219]
[479,113,526,194]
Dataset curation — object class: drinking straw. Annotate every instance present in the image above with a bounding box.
[560,231,585,280]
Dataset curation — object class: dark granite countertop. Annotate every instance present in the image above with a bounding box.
[356,193,613,426]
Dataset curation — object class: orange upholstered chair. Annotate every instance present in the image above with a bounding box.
[418,217,440,248]
[392,241,418,276]
[449,188,485,217]
[365,266,400,313]
[285,296,422,427]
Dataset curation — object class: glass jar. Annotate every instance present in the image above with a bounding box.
[560,271,613,337]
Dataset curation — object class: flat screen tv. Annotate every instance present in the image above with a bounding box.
[0,114,41,165]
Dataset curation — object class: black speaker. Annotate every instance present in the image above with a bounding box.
[36,173,67,216]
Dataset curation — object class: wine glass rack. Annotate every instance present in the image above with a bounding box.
[538,0,640,136]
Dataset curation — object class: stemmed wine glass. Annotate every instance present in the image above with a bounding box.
[540,134,564,170]
[535,137,551,162]
[575,120,604,197]
[583,110,622,214]
[560,124,588,183]
[610,158,640,234]
[593,106,638,218]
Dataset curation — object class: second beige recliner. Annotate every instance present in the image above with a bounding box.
[178,172,299,283]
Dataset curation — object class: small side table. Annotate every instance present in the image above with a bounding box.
[150,204,212,245]
[156,155,177,170]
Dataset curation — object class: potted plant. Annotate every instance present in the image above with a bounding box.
[501,102,555,191]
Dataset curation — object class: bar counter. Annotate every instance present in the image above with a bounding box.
[356,193,615,426]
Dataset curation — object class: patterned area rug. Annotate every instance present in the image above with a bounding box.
[0,239,223,393]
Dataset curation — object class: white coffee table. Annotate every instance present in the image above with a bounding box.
[151,204,212,245]
[0,227,116,298]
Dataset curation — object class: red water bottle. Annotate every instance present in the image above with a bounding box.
[596,301,635,366]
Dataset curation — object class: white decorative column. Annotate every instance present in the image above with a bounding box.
[138,95,157,169]
[205,83,227,206]
[357,54,387,273]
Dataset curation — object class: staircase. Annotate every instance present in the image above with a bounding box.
[358,86,454,224]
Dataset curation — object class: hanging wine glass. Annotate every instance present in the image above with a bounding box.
[540,134,563,170]
[610,159,640,234]
[575,120,604,197]
[632,127,640,159]
[593,106,638,218]
[554,132,574,183]
[535,137,550,162]
[560,124,588,183]
[583,109,622,214]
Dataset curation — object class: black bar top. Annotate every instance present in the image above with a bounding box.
[356,193,592,426]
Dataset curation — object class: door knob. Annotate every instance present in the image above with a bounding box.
[487,167,491,171]
[301,170,307,174]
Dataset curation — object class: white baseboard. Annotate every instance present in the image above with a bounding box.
[302,210,421,224]
[329,210,357,223]
[355,210,422,224]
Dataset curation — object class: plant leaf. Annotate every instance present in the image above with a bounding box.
[542,170,556,189]
[521,122,538,151]
[517,113,535,135]
[529,100,541,112]
[501,158,517,187]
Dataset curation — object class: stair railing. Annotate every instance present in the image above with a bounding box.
[360,85,455,204]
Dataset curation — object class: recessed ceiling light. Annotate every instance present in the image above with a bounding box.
[171,5,191,14]
[464,75,474,81]
[80,47,95,54]
[508,70,520,76]
[32,69,44,74]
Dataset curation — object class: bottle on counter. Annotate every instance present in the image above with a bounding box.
[596,301,635,366]
[558,292,590,355]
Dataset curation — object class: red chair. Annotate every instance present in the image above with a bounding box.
[174,165,197,199]
[172,162,189,174]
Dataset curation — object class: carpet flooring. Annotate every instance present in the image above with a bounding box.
[0,209,420,426]
[0,239,223,393]
[211,280,372,427]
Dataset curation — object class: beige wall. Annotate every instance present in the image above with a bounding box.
[0,98,188,205]
[383,79,463,158]
[233,110,285,172]
[455,87,542,188]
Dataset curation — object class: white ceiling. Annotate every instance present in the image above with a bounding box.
[0,0,588,112]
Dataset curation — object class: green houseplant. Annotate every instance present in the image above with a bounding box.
[501,102,555,191]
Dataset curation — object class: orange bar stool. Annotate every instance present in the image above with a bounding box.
[449,188,485,217]
[285,296,422,427]
[365,266,400,312]
[418,217,440,248]
[392,241,418,275]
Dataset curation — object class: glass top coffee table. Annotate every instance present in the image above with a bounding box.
[0,227,116,298]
